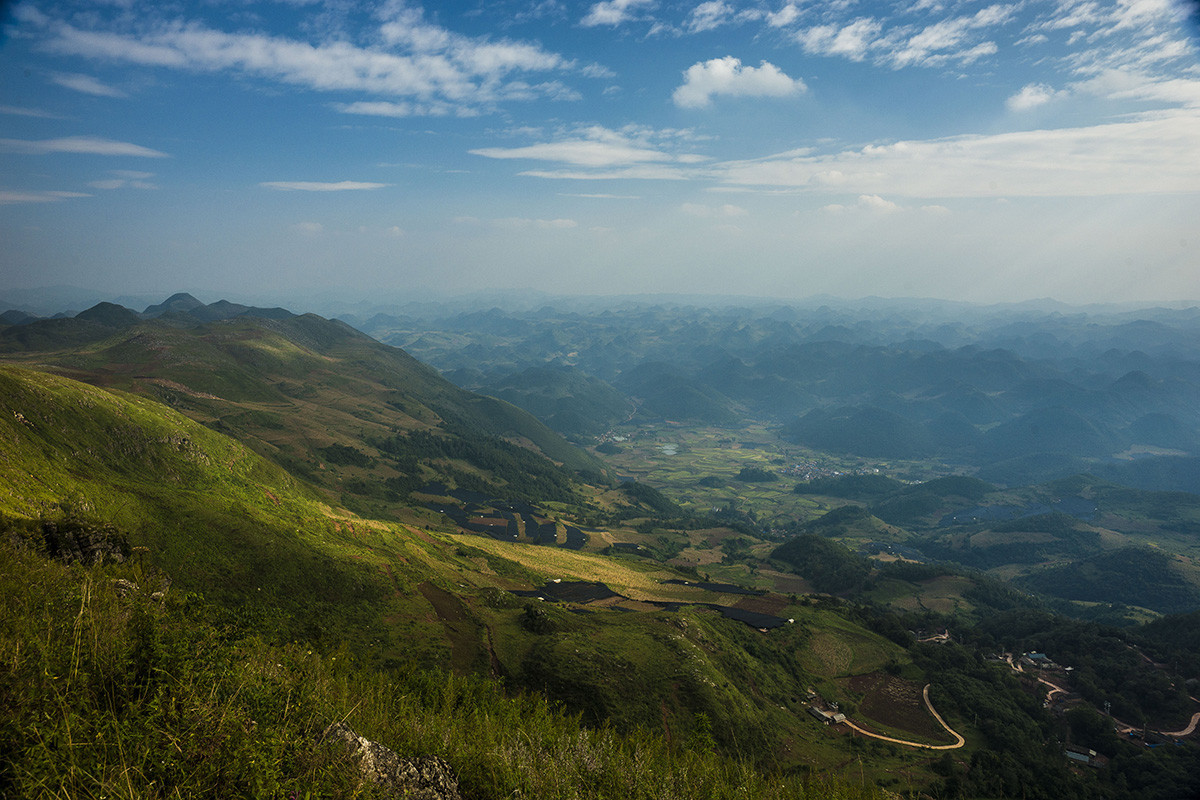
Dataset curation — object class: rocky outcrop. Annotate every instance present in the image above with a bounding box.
[324,722,461,800]
[41,520,128,565]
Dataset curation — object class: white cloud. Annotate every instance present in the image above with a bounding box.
[49,72,126,97]
[335,100,458,118]
[796,19,884,62]
[0,189,92,205]
[714,111,1200,197]
[0,105,65,118]
[261,181,390,191]
[889,8,1012,69]
[1071,69,1200,108]
[0,136,167,157]
[519,165,689,180]
[36,9,573,115]
[767,3,802,28]
[796,5,1014,69]
[581,0,655,27]
[582,63,617,79]
[472,139,667,167]
[88,170,157,190]
[822,194,903,213]
[686,2,734,33]
[672,56,806,108]
[471,126,673,167]
[292,221,324,235]
[857,194,901,212]
[1006,83,1067,111]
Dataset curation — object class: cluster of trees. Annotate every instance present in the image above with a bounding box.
[371,421,579,505]
[771,534,869,594]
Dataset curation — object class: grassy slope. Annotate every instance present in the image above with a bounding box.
[0,535,886,800]
[0,363,933,789]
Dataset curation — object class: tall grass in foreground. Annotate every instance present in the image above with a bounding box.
[0,535,886,799]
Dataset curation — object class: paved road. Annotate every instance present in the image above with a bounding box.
[839,684,965,750]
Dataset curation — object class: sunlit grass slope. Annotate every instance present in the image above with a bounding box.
[0,362,471,660]
[0,362,896,797]
[0,534,887,800]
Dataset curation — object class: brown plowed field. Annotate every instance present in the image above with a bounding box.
[847,672,951,743]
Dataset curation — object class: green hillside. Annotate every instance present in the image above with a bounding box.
[0,362,918,795]
[6,298,1200,799]
[0,306,606,514]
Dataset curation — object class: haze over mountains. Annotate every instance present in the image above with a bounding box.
[347,298,1200,493]
[3,289,1200,799]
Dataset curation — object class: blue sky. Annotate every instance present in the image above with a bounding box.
[2,0,1199,305]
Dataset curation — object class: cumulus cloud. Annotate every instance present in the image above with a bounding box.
[0,136,167,157]
[822,194,902,213]
[672,56,806,108]
[581,0,655,27]
[50,72,126,97]
[1006,83,1067,111]
[261,181,389,191]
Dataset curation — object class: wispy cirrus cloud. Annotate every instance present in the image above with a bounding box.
[471,125,674,167]
[261,181,390,191]
[0,105,66,118]
[0,136,167,157]
[88,170,157,190]
[49,72,126,97]
[795,5,1016,68]
[0,189,92,205]
[672,56,805,108]
[30,3,576,117]
[712,111,1200,197]
[795,18,886,62]
[686,2,732,33]
[470,124,708,180]
[335,100,466,118]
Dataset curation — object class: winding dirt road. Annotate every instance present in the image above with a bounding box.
[1161,710,1200,738]
[839,684,966,750]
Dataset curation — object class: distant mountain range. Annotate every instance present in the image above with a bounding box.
[345,301,1200,492]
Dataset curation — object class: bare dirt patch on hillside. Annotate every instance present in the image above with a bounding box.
[848,672,950,743]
